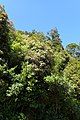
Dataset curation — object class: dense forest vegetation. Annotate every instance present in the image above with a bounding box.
[0,5,80,120]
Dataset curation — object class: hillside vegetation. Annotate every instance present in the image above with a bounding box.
[0,5,80,120]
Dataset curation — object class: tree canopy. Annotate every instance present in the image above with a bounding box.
[0,5,80,120]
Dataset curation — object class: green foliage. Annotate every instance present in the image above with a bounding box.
[53,50,70,74]
[66,43,80,59]
[0,5,80,120]
[48,28,63,51]
[64,58,80,100]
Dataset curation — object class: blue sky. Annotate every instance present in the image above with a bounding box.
[0,0,80,46]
